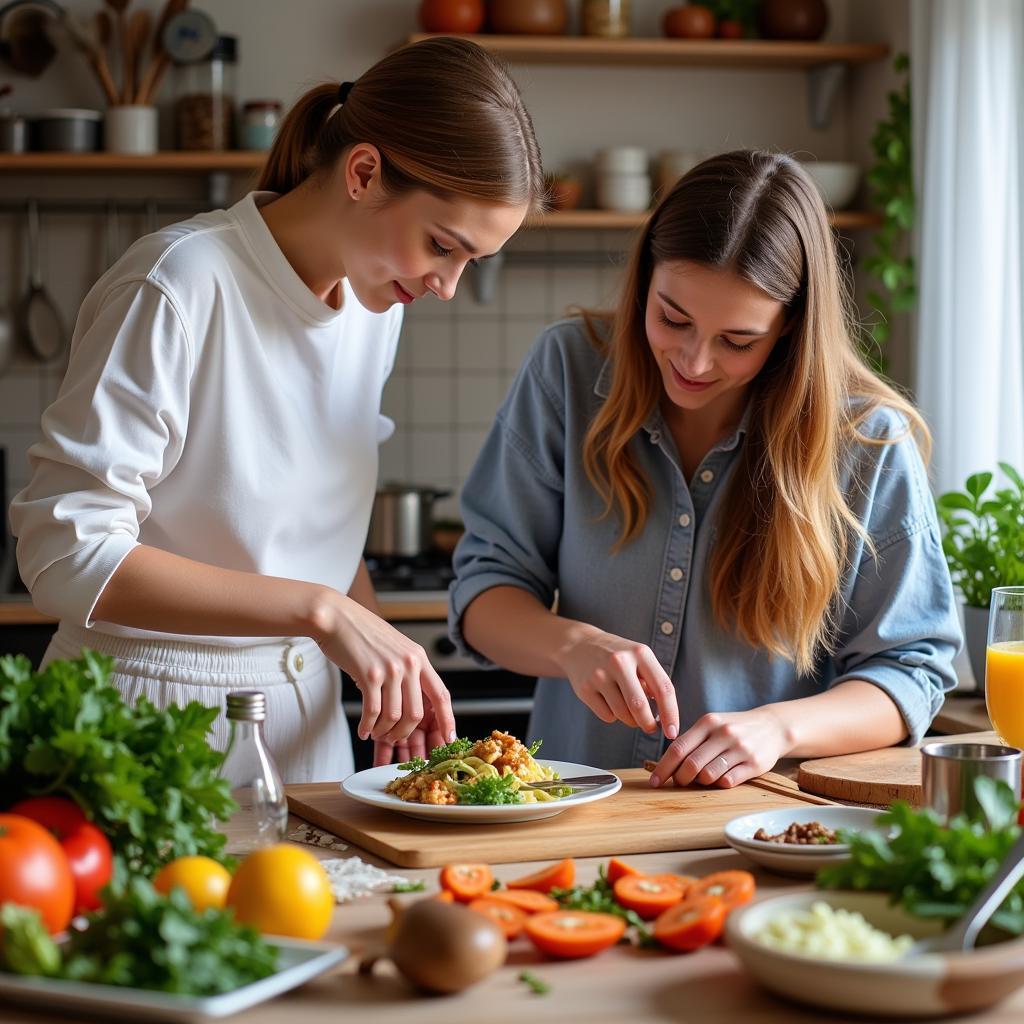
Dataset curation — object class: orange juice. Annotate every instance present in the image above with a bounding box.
[986,641,1024,747]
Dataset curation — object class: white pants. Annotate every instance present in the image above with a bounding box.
[42,624,355,785]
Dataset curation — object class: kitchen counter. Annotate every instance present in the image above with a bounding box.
[10,822,1024,1024]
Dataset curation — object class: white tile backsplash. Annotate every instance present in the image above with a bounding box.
[455,318,504,372]
[456,374,506,427]
[409,374,455,429]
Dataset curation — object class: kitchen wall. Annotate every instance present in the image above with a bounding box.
[0,0,908,523]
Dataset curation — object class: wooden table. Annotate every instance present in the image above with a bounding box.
[8,813,1024,1024]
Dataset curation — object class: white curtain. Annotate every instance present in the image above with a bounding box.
[912,0,1024,494]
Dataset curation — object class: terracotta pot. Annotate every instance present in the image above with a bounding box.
[757,0,828,40]
[488,0,568,35]
[419,0,485,34]
[547,176,583,211]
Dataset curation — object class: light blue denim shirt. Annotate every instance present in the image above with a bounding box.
[449,318,963,770]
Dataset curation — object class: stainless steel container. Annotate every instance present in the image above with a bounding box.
[365,484,451,559]
[920,741,1022,821]
[31,108,102,152]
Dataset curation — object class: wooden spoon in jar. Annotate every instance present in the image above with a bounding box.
[135,0,188,106]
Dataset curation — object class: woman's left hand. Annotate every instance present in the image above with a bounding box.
[648,707,793,789]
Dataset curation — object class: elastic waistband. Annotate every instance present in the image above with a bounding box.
[50,622,323,686]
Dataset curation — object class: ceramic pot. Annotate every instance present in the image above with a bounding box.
[757,0,828,40]
[488,0,568,35]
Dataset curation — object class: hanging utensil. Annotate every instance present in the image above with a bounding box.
[0,302,15,376]
[18,199,65,365]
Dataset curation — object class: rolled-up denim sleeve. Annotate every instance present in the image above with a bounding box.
[829,420,963,745]
[449,341,567,667]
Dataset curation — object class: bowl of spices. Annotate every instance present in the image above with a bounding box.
[724,806,888,875]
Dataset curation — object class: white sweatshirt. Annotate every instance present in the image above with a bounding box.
[10,191,402,643]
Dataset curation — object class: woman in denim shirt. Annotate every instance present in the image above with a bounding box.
[450,150,962,787]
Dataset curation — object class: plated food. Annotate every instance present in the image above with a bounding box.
[342,738,621,824]
[384,732,569,806]
[752,820,840,845]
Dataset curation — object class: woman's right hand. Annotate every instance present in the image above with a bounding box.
[310,590,456,747]
[557,625,679,739]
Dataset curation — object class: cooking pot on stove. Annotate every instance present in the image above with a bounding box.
[365,483,452,559]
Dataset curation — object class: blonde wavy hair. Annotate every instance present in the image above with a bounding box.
[582,150,929,674]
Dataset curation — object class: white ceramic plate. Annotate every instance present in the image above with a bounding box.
[342,759,622,823]
[726,891,1024,1019]
[0,937,347,1022]
[724,806,888,876]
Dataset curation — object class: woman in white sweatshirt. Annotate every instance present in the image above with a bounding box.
[10,37,545,783]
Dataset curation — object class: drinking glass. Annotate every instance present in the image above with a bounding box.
[985,587,1024,748]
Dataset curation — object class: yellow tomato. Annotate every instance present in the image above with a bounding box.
[226,845,334,940]
[153,856,232,912]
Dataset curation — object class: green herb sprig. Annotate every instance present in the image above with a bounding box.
[456,774,522,805]
[1,879,278,995]
[0,652,236,875]
[817,777,1024,932]
[518,969,551,995]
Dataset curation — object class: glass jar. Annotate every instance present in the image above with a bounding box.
[174,34,237,151]
[581,0,631,37]
[220,690,288,854]
[239,100,282,151]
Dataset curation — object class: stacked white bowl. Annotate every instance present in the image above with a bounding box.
[595,146,652,212]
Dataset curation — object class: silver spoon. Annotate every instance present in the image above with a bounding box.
[909,829,1024,955]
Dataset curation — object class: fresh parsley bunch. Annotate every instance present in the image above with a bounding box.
[818,777,1024,932]
[1,879,278,995]
[0,651,236,875]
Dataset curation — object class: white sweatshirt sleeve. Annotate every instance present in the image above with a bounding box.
[10,278,194,625]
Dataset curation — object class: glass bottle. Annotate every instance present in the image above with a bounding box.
[220,690,288,854]
[174,34,238,151]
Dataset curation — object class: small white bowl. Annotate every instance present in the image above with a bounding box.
[800,160,861,209]
[727,891,1024,1018]
[724,806,886,876]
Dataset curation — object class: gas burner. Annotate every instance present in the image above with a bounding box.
[367,552,455,593]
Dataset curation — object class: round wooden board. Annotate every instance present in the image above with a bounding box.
[797,731,1000,806]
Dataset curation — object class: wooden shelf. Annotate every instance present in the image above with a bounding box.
[0,151,266,173]
[406,33,889,69]
[528,209,883,231]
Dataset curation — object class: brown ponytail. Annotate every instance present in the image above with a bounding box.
[258,37,546,211]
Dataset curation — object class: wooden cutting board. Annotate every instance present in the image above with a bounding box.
[797,730,1000,805]
[285,770,833,868]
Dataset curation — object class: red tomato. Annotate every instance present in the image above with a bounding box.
[419,0,485,34]
[9,797,113,913]
[0,814,75,934]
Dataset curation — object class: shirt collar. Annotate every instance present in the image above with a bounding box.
[594,354,753,450]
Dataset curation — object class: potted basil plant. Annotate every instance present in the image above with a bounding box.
[936,463,1024,689]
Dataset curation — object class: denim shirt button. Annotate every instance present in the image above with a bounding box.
[700,468,714,483]
[678,513,691,528]
[669,567,683,582]
[660,620,675,636]
[650,431,661,444]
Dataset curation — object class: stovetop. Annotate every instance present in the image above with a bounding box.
[366,554,455,594]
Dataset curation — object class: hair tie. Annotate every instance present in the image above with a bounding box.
[338,81,355,105]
